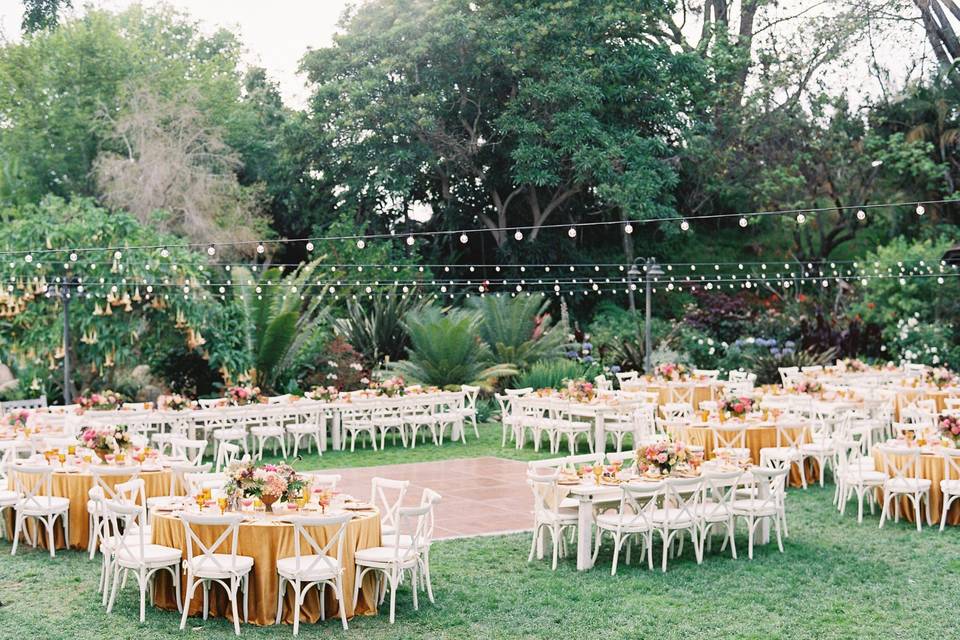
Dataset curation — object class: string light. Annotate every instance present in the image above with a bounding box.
[206,245,216,256]
[357,239,366,249]
[680,220,690,231]
[514,230,524,241]
[567,227,577,238]
[459,234,469,244]
[406,236,415,246]
[739,217,748,228]
[160,248,170,258]
[796,213,806,224]
[916,204,925,215]
[305,241,314,252]
[856,209,866,221]
[256,243,265,254]
[624,223,633,234]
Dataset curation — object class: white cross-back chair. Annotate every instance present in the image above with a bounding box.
[216,442,243,473]
[494,393,520,447]
[592,480,661,575]
[876,445,932,532]
[732,467,789,559]
[178,512,254,636]
[651,477,702,572]
[835,440,886,523]
[9,464,70,558]
[275,512,353,634]
[306,473,342,491]
[170,437,207,465]
[938,448,960,532]
[760,423,809,489]
[87,465,142,559]
[459,385,480,438]
[710,423,751,461]
[353,503,431,624]
[250,408,288,460]
[370,477,409,537]
[103,499,183,622]
[382,488,442,604]
[147,462,212,514]
[526,471,578,570]
[696,469,742,560]
[287,409,325,457]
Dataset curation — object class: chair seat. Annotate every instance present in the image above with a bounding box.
[0,490,20,506]
[595,512,651,531]
[354,546,419,567]
[650,508,695,527]
[714,447,751,460]
[186,554,254,577]
[18,496,70,515]
[250,426,284,436]
[286,423,320,434]
[538,510,578,526]
[555,421,592,433]
[731,499,779,517]
[692,502,731,521]
[558,497,579,510]
[761,446,802,461]
[842,470,887,484]
[277,554,340,580]
[213,429,246,440]
[114,543,182,567]
[800,442,834,455]
[886,478,931,493]
[941,479,960,495]
[457,408,476,417]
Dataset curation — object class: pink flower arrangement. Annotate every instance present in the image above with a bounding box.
[838,358,868,373]
[722,395,753,417]
[224,460,305,502]
[308,385,339,402]
[4,409,30,430]
[939,414,960,446]
[375,376,406,397]
[926,367,956,389]
[79,424,133,455]
[225,385,262,406]
[794,379,823,394]
[637,439,689,475]
[654,362,688,382]
[157,393,193,411]
[562,378,596,402]
[77,390,123,411]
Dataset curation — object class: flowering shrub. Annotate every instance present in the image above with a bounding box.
[304,336,368,391]
[722,396,753,417]
[226,385,262,405]
[637,439,689,475]
[77,390,124,411]
[79,424,133,454]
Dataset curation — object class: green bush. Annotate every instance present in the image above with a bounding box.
[516,359,603,390]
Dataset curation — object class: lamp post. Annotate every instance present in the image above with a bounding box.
[643,258,664,374]
[627,258,663,373]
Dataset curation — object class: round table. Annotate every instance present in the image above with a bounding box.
[622,380,718,407]
[677,420,815,487]
[151,509,382,626]
[872,448,960,526]
[4,465,170,550]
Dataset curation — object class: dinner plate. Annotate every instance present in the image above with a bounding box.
[343,502,374,510]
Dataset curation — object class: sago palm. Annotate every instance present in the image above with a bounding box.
[389,307,517,388]
[233,261,328,392]
[467,295,566,372]
[335,287,424,367]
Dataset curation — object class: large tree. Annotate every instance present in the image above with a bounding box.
[300,0,704,254]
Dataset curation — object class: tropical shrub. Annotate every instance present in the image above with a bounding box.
[389,307,516,388]
[516,359,604,391]
[335,287,424,368]
[468,295,566,372]
[300,336,368,392]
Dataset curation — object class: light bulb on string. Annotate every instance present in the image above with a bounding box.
[306,241,314,252]
[24,254,32,263]
[624,223,633,234]
[568,227,577,238]
[69,252,78,262]
[514,230,524,241]
[738,217,748,228]
[357,239,366,249]
[796,213,806,224]
[856,209,866,221]
[459,234,468,244]
[256,243,265,254]
[406,236,415,246]
[916,204,925,215]
[160,248,170,258]
[207,244,216,256]
[680,220,690,231]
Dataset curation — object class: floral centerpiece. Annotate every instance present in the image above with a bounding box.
[794,379,823,394]
[79,424,133,461]
[926,367,956,390]
[4,409,30,430]
[637,439,689,475]
[722,395,753,418]
[376,376,406,397]
[226,385,262,406]
[156,393,193,411]
[562,378,596,402]
[307,385,339,402]
[77,390,124,411]
[653,362,688,382]
[838,358,868,373]
[223,461,306,512]
[939,414,960,447]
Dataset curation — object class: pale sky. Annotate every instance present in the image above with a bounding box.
[0,0,352,108]
[0,0,930,110]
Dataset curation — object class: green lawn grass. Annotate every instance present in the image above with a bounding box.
[3,425,959,639]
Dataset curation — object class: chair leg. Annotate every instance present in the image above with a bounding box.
[275,577,285,625]
[337,577,349,630]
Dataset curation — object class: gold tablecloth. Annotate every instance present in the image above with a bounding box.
[4,467,171,550]
[872,449,960,526]
[893,388,959,420]
[678,421,815,487]
[151,510,381,626]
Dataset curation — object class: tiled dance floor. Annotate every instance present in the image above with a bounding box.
[311,457,532,539]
